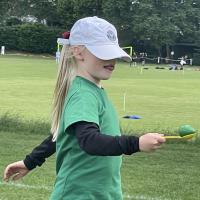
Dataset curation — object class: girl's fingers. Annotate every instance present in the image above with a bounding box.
[12,173,24,181]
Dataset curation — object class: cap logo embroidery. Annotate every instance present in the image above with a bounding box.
[107,30,116,42]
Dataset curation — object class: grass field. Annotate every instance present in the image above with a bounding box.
[0,55,200,200]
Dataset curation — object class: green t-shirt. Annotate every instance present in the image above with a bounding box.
[49,76,122,200]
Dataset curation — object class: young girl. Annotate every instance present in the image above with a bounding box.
[4,16,165,200]
[49,16,165,200]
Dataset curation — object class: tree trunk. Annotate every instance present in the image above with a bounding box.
[158,47,161,57]
[166,44,170,63]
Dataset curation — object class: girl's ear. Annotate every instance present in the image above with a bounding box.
[71,46,85,61]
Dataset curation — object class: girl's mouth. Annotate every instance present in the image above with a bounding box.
[104,64,114,71]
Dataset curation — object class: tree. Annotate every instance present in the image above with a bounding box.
[102,0,200,57]
[57,0,103,29]
[0,0,60,26]
[1,0,200,60]
[25,0,60,26]
[0,0,26,24]
[102,0,134,46]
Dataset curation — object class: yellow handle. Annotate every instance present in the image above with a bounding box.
[164,134,195,140]
[164,136,181,139]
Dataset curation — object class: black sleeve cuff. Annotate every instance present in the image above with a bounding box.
[119,135,140,155]
[23,155,40,170]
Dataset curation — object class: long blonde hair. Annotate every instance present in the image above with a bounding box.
[51,45,77,141]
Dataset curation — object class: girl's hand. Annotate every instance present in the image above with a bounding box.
[3,160,30,182]
[139,133,166,152]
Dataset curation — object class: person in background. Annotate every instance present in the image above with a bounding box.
[180,56,186,70]
[129,52,137,67]
[56,51,61,64]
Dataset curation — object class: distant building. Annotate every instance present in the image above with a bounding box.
[21,15,47,25]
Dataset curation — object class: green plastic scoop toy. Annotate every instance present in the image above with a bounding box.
[164,125,196,140]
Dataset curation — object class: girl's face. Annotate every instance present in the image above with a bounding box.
[73,47,116,86]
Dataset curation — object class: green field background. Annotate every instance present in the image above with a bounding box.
[1,55,200,132]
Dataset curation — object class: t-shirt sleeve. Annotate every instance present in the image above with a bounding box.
[63,91,99,131]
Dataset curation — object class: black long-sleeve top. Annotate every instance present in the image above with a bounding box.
[24,121,140,170]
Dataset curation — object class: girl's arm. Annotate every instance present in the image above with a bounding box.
[3,135,56,182]
[74,121,165,156]
[74,121,140,156]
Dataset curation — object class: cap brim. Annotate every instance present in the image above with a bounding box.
[86,44,131,62]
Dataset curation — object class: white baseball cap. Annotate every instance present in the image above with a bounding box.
[69,16,131,62]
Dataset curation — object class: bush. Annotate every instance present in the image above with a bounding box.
[0,24,65,54]
[0,26,20,50]
[6,17,22,26]
[0,113,50,135]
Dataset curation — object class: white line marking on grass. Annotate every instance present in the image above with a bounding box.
[0,181,52,191]
[123,194,182,200]
[0,182,182,200]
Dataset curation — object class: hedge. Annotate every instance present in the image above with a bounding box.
[0,24,65,54]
